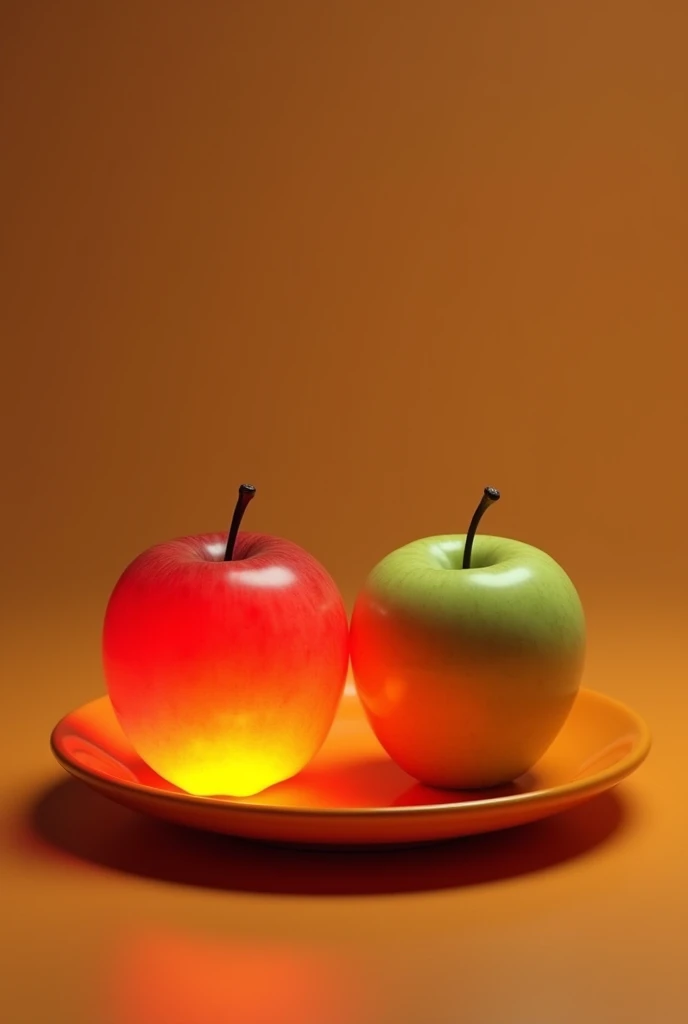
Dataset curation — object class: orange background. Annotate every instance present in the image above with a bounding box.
[1,3,686,1022]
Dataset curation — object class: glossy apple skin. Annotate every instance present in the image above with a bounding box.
[350,534,586,789]
[102,531,349,798]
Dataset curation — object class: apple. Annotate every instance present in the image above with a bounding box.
[349,488,586,789]
[102,485,349,798]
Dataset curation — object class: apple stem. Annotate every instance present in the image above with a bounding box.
[223,484,257,561]
[462,487,501,569]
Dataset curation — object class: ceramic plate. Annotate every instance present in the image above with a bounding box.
[50,684,650,846]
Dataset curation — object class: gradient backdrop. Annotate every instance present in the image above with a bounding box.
[1,3,687,1023]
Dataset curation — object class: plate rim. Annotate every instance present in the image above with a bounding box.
[50,688,652,821]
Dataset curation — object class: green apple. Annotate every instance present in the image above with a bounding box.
[349,490,586,789]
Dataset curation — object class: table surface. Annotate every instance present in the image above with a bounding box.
[2,595,685,1024]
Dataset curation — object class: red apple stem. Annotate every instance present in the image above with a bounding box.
[462,486,500,569]
[223,484,257,561]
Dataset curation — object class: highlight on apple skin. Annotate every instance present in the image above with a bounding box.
[349,533,586,790]
[102,530,349,798]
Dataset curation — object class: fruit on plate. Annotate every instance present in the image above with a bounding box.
[102,485,349,797]
[349,488,586,788]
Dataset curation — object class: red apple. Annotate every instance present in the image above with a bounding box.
[102,487,349,797]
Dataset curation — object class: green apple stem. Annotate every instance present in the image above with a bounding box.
[462,487,501,569]
[223,484,257,561]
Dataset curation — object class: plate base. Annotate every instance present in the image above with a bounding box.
[50,685,650,846]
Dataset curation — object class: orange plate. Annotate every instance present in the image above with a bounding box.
[50,684,651,847]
